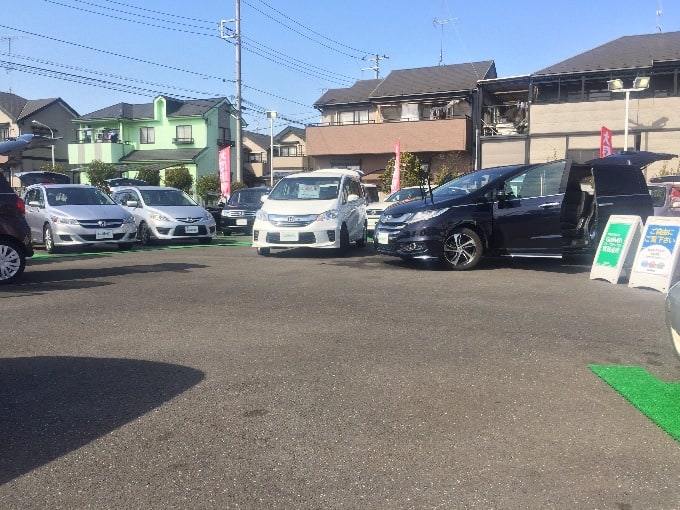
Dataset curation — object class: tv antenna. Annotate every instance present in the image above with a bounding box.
[433,17,456,66]
[656,0,663,32]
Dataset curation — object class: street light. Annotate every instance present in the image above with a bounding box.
[607,77,650,151]
[266,111,277,186]
[31,119,55,168]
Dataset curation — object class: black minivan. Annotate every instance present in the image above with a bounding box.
[373,152,675,270]
[0,173,33,283]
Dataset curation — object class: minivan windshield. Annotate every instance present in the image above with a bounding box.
[432,165,524,199]
[268,177,341,200]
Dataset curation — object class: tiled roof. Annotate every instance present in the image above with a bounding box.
[0,92,76,120]
[314,79,382,107]
[370,61,495,98]
[120,148,206,162]
[276,126,305,142]
[80,96,228,120]
[243,130,271,150]
[0,92,28,119]
[314,61,495,107]
[534,31,680,76]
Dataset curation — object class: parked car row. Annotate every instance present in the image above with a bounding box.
[22,184,217,254]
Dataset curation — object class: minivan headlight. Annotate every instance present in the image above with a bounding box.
[405,208,450,224]
[256,210,268,221]
[316,209,339,222]
[123,214,135,224]
[150,212,173,222]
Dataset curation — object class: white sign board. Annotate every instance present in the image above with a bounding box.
[628,216,680,293]
[590,215,643,284]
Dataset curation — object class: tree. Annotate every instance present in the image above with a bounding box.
[231,181,247,192]
[136,167,161,186]
[38,163,68,174]
[379,150,428,193]
[196,173,221,202]
[164,166,193,192]
[86,160,118,192]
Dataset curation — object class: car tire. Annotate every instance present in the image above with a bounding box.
[355,221,367,248]
[118,242,135,250]
[0,237,26,284]
[337,224,350,256]
[138,222,153,245]
[441,227,483,271]
[43,224,58,254]
[257,247,270,256]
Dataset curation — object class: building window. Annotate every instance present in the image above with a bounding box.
[174,125,193,144]
[219,127,231,144]
[275,144,301,157]
[140,127,155,144]
[336,110,370,125]
[248,152,263,163]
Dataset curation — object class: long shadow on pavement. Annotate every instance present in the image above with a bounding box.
[0,356,204,485]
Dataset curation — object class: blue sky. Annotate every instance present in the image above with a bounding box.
[1,0,676,135]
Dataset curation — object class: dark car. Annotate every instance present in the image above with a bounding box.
[374,152,674,270]
[0,173,34,283]
[648,182,680,217]
[220,186,271,235]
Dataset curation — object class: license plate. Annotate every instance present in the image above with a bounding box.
[280,231,299,242]
[377,232,389,245]
[96,229,113,240]
[236,219,248,226]
[185,225,199,233]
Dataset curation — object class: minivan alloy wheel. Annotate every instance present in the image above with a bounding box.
[43,224,56,254]
[441,227,482,270]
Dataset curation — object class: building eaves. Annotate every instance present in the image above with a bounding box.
[17,98,58,120]
[120,148,205,162]
[533,31,680,77]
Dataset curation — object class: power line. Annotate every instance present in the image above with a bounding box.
[243,0,368,59]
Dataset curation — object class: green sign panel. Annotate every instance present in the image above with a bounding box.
[595,222,632,268]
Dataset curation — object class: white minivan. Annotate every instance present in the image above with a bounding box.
[252,169,367,255]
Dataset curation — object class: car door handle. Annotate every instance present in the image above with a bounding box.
[538,202,560,209]
[599,202,613,207]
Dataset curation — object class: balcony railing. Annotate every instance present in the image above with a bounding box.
[173,137,195,144]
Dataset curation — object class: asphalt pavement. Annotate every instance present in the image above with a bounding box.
[1,241,679,509]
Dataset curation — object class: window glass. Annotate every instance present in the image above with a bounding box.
[513,162,565,198]
[140,127,155,144]
[593,167,645,196]
[176,125,192,141]
[268,176,341,200]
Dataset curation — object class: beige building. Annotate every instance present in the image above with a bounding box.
[306,62,497,185]
[243,126,310,185]
[0,92,79,184]
[478,31,680,178]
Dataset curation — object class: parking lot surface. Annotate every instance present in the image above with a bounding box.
[1,243,679,509]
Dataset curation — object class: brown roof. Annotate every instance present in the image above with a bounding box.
[534,31,680,76]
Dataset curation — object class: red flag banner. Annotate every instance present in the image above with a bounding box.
[600,126,613,158]
[219,146,231,197]
[391,140,401,194]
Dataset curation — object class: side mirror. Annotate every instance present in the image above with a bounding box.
[260,195,267,202]
[347,193,360,203]
[126,200,139,208]
[28,200,42,208]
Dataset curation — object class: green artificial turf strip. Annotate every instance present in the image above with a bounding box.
[589,365,680,442]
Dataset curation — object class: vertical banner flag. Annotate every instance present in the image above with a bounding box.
[600,126,613,158]
[391,140,401,194]
[218,146,231,198]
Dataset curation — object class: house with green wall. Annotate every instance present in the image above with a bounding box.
[67,95,237,196]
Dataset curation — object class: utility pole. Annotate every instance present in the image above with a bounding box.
[220,0,242,183]
[362,53,389,79]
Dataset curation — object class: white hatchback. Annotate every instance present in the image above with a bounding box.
[252,169,367,255]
